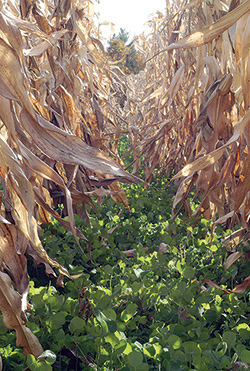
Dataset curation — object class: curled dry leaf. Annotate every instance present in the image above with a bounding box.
[85,187,119,197]
[232,275,250,293]
[0,224,28,294]
[25,242,57,280]
[0,271,43,358]
[200,276,250,295]
[214,211,235,225]
[199,278,231,293]
[224,250,244,270]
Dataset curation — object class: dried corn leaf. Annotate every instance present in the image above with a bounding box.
[23,29,69,57]
[19,141,80,248]
[25,242,57,280]
[2,7,51,40]
[0,224,28,294]
[221,228,246,248]
[232,275,250,293]
[199,278,231,293]
[224,250,244,270]
[20,109,140,183]
[0,12,23,65]
[0,37,34,115]
[150,0,250,58]
[0,271,43,358]
[172,109,250,180]
[214,211,235,225]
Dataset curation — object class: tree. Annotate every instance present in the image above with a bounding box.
[107,28,145,75]
[113,28,130,43]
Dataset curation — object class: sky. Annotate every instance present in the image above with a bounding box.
[95,0,166,43]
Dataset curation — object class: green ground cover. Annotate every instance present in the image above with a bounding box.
[1,178,250,370]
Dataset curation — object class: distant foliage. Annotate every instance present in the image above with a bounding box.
[107,28,146,75]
